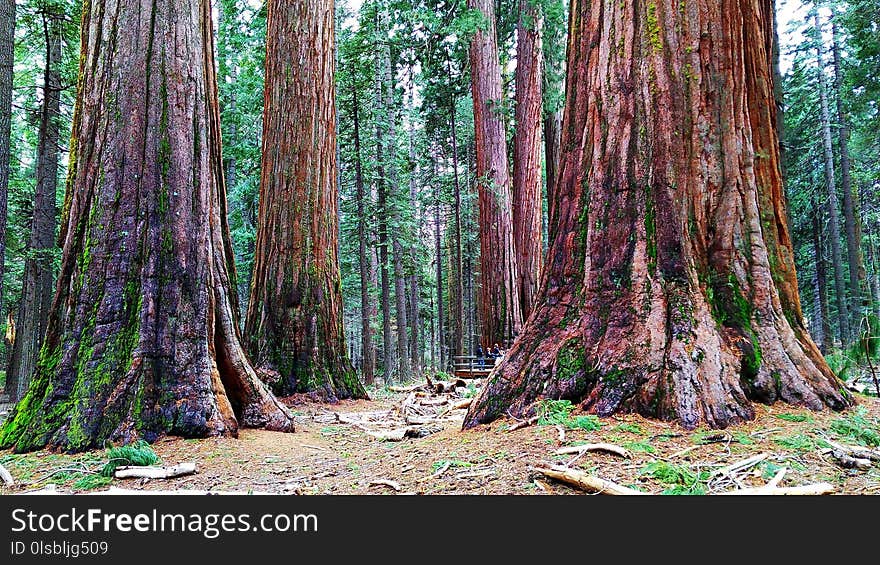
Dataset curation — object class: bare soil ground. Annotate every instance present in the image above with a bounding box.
[2,384,880,495]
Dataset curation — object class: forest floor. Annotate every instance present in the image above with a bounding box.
[1,381,880,495]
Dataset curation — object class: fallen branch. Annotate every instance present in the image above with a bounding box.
[507,415,539,432]
[766,468,788,488]
[532,465,646,495]
[828,449,872,471]
[0,463,15,486]
[822,438,880,463]
[554,443,631,459]
[711,453,769,478]
[114,463,197,480]
[718,482,835,496]
[388,384,425,393]
[369,479,402,492]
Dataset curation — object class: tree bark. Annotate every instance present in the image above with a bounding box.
[0,0,294,452]
[812,198,833,353]
[450,97,464,358]
[513,0,544,320]
[407,100,421,375]
[352,80,375,386]
[6,10,62,402]
[469,0,522,348]
[0,0,13,354]
[831,13,864,327]
[465,0,851,430]
[814,11,849,345]
[434,157,446,370]
[375,9,394,383]
[245,0,365,400]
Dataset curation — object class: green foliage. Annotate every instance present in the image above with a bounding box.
[101,440,160,477]
[639,461,703,495]
[772,433,829,452]
[72,474,114,490]
[829,407,880,447]
[612,423,645,435]
[623,440,656,454]
[775,412,814,423]
[536,399,603,431]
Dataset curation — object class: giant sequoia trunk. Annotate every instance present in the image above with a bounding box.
[0,0,294,452]
[513,0,544,319]
[6,12,62,402]
[465,0,851,430]
[245,0,365,400]
[469,0,523,347]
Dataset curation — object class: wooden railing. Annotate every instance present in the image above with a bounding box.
[452,355,494,379]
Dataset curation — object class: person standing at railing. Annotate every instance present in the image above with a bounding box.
[475,343,485,368]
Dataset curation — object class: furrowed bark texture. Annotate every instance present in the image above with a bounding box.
[6,13,62,402]
[245,0,365,400]
[513,0,544,319]
[469,0,522,347]
[465,0,851,430]
[0,0,294,453]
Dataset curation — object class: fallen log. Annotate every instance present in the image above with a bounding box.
[828,449,872,471]
[114,463,197,480]
[532,465,646,495]
[554,443,631,459]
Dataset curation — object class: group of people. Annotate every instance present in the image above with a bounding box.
[474,343,505,368]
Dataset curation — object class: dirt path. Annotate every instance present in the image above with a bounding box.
[2,388,880,495]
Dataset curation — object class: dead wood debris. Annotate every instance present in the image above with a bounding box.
[114,463,197,480]
[369,479,402,492]
[327,378,480,441]
[507,415,539,432]
[554,443,631,459]
[0,462,14,486]
[532,465,646,495]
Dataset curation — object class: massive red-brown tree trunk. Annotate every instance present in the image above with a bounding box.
[465,0,851,430]
[469,0,523,347]
[513,0,544,319]
[0,0,294,452]
[245,0,365,400]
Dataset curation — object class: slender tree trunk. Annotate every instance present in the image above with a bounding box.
[542,0,565,234]
[868,227,880,321]
[513,0,543,320]
[831,14,864,326]
[352,83,375,386]
[434,158,446,371]
[0,0,294,452]
[245,0,364,400]
[465,0,850,430]
[6,11,62,402]
[450,98,464,358]
[407,105,421,375]
[771,0,785,180]
[814,11,850,345]
[813,198,833,353]
[0,0,13,354]
[468,0,522,347]
[375,11,393,384]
